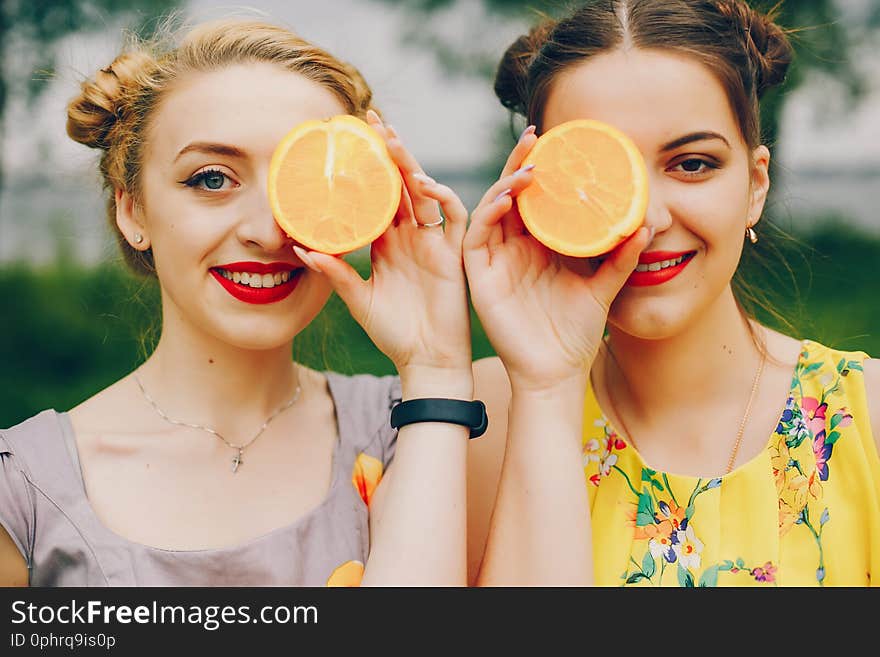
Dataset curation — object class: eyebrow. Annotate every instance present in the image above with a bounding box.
[660,131,731,152]
[174,142,248,162]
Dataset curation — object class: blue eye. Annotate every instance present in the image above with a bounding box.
[183,169,235,191]
[203,171,225,189]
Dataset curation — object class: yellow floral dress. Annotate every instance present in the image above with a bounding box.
[582,340,879,586]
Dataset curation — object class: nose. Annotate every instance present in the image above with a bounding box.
[642,176,673,236]
[236,185,293,253]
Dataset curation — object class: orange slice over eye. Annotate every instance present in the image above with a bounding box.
[516,119,649,257]
[268,114,402,255]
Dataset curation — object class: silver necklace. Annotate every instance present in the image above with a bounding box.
[133,370,302,473]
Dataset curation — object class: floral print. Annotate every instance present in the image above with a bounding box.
[328,454,386,586]
[583,425,626,486]
[326,560,365,587]
[582,341,875,587]
[351,452,384,507]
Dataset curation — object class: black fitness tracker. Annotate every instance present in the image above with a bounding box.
[390,398,488,439]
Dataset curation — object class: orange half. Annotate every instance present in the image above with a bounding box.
[517,119,648,257]
[268,115,402,255]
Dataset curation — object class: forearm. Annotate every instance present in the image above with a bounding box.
[361,368,472,586]
[477,375,593,586]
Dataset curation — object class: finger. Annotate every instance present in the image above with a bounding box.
[299,247,372,323]
[365,109,390,140]
[589,226,653,309]
[478,127,538,207]
[383,125,442,226]
[393,180,416,227]
[485,165,536,246]
[410,176,468,243]
[499,125,537,178]
[463,191,514,270]
[500,201,527,242]
[478,162,537,212]
[366,112,415,227]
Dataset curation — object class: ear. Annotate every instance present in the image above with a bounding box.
[115,188,150,250]
[748,145,771,230]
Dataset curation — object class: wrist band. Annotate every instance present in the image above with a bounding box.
[390,398,488,439]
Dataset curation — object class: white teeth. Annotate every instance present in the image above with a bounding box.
[216,268,297,288]
[634,255,689,273]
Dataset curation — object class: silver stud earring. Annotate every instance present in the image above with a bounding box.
[746,226,758,244]
[134,233,144,245]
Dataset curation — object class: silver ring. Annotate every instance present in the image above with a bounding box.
[417,217,444,229]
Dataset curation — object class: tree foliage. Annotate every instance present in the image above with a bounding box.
[375,0,877,153]
[0,0,178,191]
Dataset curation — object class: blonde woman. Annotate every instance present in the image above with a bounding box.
[0,19,476,586]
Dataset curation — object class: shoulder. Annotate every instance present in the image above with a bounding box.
[1,409,65,465]
[1,408,76,508]
[322,369,400,467]
[0,411,62,577]
[796,339,878,452]
[790,338,871,389]
[323,369,400,425]
[67,373,144,435]
[797,338,865,369]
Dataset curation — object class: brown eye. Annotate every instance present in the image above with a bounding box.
[669,157,719,178]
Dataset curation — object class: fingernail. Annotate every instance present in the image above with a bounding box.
[366,109,382,125]
[386,124,398,139]
[519,125,536,140]
[493,188,512,203]
[412,172,436,185]
[515,163,536,175]
[293,245,322,273]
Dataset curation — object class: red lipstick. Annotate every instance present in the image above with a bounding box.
[627,250,696,287]
[210,261,304,304]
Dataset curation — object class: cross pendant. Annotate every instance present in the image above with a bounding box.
[231,451,243,473]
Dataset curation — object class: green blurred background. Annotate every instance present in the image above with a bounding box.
[2,0,879,428]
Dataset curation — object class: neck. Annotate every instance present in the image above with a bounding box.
[602,286,763,420]
[137,307,302,433]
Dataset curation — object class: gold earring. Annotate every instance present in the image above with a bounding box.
[746,226,758,244]
[134,233,144,245]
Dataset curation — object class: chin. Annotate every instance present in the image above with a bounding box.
[196,300,323,351]
[607,298,696,341]
[212,320,307,351]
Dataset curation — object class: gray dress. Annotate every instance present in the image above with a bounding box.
[0,372,400,586]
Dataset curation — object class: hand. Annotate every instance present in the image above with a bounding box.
[463,126,652,392]
[296,111,472,386]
